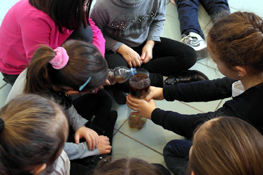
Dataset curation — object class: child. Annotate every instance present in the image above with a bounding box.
[187,117,263,175]
[0,0,105,85]
[0,94,69,175]
[6,40,115,173]
[92,157,171,175]
[126,11,263,173]
[90,0,208,104]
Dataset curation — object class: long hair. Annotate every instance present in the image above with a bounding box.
[92,157,163,175]
[188,117,263,175]
[208,12,263,75]
[24,40,108,94]
[0,94,68,175]
[29,0,92,32]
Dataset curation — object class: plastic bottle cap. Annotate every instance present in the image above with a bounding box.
[131,68,137,76]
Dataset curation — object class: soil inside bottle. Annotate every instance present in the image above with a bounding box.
[128,74,150,129]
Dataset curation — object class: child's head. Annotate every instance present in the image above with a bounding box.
[188,117,263,175]
[29,0,92,31]
[208,12,263,77]
[24,40,108,94]
[92,157,163,175]
[0,94,68,175]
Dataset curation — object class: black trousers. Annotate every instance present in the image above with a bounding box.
[105,37,197,92]
[69,90,118,175]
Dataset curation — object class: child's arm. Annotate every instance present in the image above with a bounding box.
[126,95,157,119]
[145,86,164,101]
[65,106,99,150]
[141,40,155,64]
[64,142,100,160]
[146,0,166,44]
[74,126,99,150]
[116,44,142,68]
[97,136,112,154]
[163,77,234,102]
[89,18,106,57]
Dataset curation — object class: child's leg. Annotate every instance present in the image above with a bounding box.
[175,0,203,38]
[199,0,230,23]
[73,89,112,134]
[163,139,192,175]
[141,37,197,75]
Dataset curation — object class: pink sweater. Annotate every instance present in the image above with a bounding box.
[0,0,105,75]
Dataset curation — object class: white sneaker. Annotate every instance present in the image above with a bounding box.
[181,32,209,60]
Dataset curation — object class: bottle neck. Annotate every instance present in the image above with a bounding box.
[130,68,137,76]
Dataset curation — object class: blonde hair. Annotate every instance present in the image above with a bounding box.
[188,117,263,175]
[0,94,68,175]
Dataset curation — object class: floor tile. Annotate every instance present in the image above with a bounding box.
[0,0,19,20]
[165,2,178,19]
[0,83,11,108]
[161,15,181,41]
[229,0,263,18]
[0,0,261,172]
[112,130,168,166]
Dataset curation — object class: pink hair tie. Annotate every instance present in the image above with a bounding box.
[49,47,69,69]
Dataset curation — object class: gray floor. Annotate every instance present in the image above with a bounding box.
[1,0,263,173]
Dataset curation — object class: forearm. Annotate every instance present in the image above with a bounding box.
[152,108,212,139]
[89,18,106,57]
[163,77,234,102]
[64,142,100,160]
[66,106,88,131]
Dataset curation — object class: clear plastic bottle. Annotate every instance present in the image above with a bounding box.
[128,69,150,130]
[108,66,137,85]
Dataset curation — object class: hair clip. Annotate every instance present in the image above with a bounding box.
[0,118,5,133]
[79,77,92,91]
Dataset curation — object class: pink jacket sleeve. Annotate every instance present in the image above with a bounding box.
[89,18,105,57]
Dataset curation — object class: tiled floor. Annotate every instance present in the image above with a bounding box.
[1,0,263,173]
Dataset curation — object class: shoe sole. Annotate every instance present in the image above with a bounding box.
[196,47,210,60]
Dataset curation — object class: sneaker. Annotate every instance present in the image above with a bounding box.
[181,32,209,60]
[165,70,209,85]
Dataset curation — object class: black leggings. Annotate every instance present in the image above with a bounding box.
[105,37,197,92]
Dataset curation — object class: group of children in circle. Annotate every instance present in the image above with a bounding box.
[0,0,263,174]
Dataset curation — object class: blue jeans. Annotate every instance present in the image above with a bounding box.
[163,139,193,175]
[174,0,230,39]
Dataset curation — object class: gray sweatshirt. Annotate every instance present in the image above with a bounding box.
[90,0,166,52]
[6,69,100,161]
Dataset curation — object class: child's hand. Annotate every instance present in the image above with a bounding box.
[75,126,99,150]
[126,94,157,119]
[117,44,142,68]
[98,136,112,154]
[141,40,154,64]
[145,86,164,101]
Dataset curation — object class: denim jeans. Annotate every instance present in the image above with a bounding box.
[174,0,230,39]
[163,139,193,175]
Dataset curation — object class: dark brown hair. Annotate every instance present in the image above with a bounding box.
[208,12,263,75]
[188,117,263,175]
[24,40,108,94]
[29,0,92,32]
[92,157,164,175]
[0,94,68,175]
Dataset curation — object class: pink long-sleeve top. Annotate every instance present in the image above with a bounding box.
[0,0,105,75]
